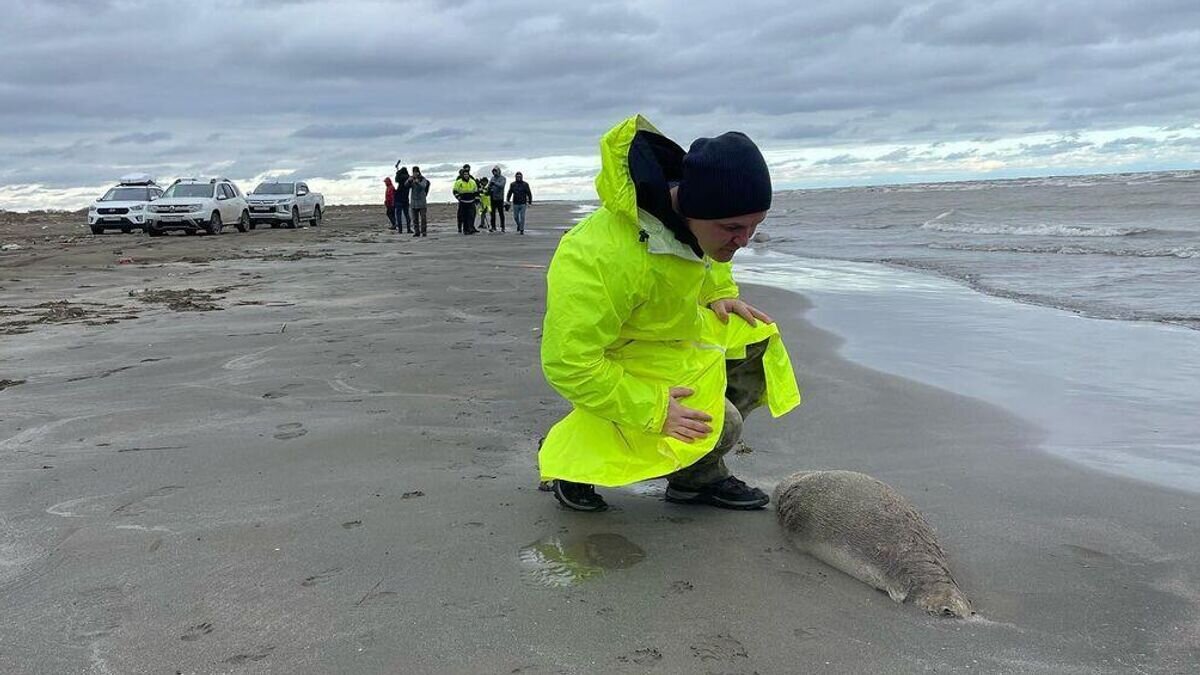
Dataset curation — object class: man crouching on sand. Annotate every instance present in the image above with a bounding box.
[539,115,802,512]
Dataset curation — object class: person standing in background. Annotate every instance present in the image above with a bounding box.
[383,177,397,230]
[407,167,430,237]
[488,166,507,232]
[478,177,492,231]
[453,167,479,235]
[506,171,533,235]
[394,164,412,234]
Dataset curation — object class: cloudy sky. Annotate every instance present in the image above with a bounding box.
[3,0,1200,210]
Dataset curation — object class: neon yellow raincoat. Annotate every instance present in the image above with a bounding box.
[539,115,802,487]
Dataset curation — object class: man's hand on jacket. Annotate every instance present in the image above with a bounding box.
[663,387,712,442]
[709,298,773,327]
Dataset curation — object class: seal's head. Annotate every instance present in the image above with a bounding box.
[916,583,974,618]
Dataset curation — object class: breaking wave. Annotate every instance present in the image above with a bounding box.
[920,210,1152,237]
[926,242,1200,259]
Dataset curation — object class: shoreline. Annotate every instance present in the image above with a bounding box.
[1,205,1198,672]
[738,248,1200,496]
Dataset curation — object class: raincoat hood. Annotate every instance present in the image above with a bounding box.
[594,115,701,257]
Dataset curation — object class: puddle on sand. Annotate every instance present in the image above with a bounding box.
[519,533,646,588]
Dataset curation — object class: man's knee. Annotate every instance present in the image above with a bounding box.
[714,399,743,453]
[726,340,768,417]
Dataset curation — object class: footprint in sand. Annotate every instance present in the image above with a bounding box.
[274,423,308,440]
[301,567,343,587]
[357,589,399,606]
[794,626,824,641]
[262,383,305,400]
[67,585,129,645]
[665,580,694,595]
[617,647,663,665]
[111,486,184,517]
[180,622,214,641]
[690,633,749,662]
[222,646,274,665]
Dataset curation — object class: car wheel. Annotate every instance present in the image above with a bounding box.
[121,227,132,234]
[309,206,322,227]
[186,229,197,236]
[90,225,104,235]
[147,225,164,237]
[270,223,280,229]
[236,210,250,233]
[289,208,299,229]
[205,211,223,235]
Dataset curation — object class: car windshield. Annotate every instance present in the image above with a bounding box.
[252,183,294,195]
[101,187,152,202]
[163,184,214,198]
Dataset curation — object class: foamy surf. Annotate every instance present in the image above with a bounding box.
[920,211,1150,237]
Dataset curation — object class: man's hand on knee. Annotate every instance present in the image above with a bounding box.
[663,387,713,442]
[709,298,773,327]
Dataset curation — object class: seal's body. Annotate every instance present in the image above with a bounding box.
[774,470,973,618]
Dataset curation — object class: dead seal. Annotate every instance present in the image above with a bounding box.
[774,470,973,618]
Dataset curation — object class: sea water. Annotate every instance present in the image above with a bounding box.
[738,171,1200,493]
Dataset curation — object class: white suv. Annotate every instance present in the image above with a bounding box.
[87,174,163,234]
[145,177,251,236]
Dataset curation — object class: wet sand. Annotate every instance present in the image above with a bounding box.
[1,204,1198,673]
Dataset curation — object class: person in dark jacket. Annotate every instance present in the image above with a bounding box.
[488,166,507,232]
[406,166,431,237]
[506,172,533,234]
[393,163,412,233]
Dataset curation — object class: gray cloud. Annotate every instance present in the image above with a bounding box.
[876,148,913,162]
[941,149,978,160]
[1017,139,1094,157]
[408,128,472,143]
[773,124,842,140]
[1098,136,1159,152]
[292,122,414,139]
[814,154,865,166]
[109,131,172,144]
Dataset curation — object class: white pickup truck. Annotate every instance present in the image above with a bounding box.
[246,181,324,229]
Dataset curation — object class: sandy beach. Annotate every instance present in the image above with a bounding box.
[2,204,1198,673]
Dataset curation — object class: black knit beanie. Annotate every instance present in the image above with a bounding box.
[677,132,772,219]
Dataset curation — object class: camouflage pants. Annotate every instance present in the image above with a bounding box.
[666,340,769,489]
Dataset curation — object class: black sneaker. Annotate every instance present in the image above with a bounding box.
[664,476,769,510]
[553,480,608,512]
